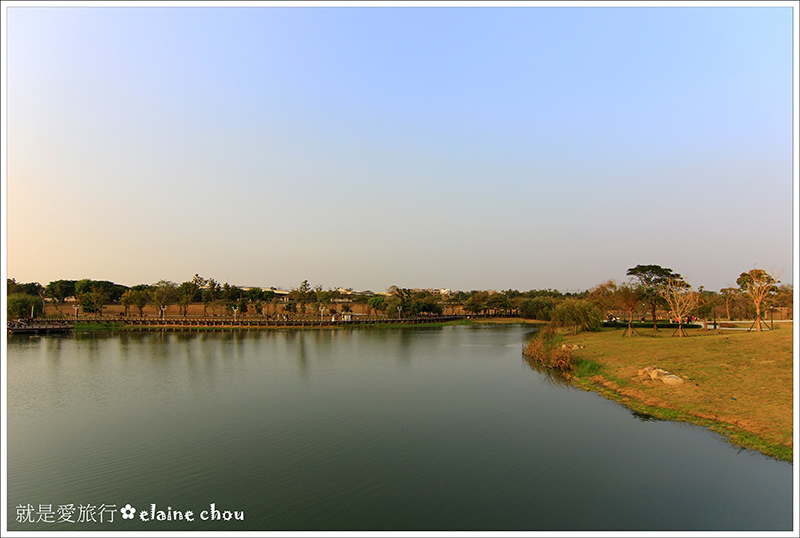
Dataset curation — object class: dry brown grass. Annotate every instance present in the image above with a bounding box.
[562,324,794,459]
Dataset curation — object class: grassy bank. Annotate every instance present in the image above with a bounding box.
[73,322,126,331]
[556,324,793,461]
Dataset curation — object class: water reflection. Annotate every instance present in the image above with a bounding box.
[630,410,663,422]
[521,354,574,387]
[295,332,309,381]
[7,327,793,531]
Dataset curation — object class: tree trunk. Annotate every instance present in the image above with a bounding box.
[651,301,658,331]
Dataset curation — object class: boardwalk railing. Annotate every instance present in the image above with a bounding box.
[8,320,74,335]
[39,314,469,329]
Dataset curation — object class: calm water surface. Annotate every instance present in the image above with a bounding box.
[6,325,793,531]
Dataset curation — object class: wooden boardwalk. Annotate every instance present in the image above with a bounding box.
[8,320,74,335]
[31,315,469,330]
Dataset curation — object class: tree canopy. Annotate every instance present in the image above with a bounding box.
[626,264,681,330]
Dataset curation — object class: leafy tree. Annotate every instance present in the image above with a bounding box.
[205,278,220,300]
[7,293,43,318]
[7,278,44,296]
[519,297,555,320]
[386,286,412,317]
[464,291,489,315]
[485,293,512,316]
[79,287,108,314]
[523,288,563,299]
[45,280,76,306]
[74,279,127,303]
[7,278,20,295]
[318,289,333,308]
[130,289,150,317]
[298,280,312,299]
[550,299,603,334]
[176,275,205,316]
[201,278,221,315]
[368,296,387,317]
[202,289,214,316]
[408,296,443,316]
[737,268,781,331]
[73,280,114,315]
[502,289,523,301]
[450,290,470,312]
[219,282,243,303]
[626,264,681,330]
[120,290,134,316]
[151,280,178,317]
[246,287,264,302]
[289,280,314,317]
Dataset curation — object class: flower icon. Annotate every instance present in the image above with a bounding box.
[120,504,136,519]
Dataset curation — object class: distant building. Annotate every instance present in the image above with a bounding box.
[272,290,290,302]
[411,288,451,296]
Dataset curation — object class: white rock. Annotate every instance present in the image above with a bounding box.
[662,374,685,385]
[648,368,670,380]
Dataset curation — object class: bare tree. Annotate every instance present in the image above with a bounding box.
[659,277,698,337]
[616,281,644,337]
[737,268,782,332]
[719,287,739,320]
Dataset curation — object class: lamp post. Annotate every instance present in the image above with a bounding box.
[397,306,402,319]
[160,305,166,321]
[73,304,80,319]
[233,306,239,323]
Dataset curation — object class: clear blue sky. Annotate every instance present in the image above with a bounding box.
[3,2,796,293]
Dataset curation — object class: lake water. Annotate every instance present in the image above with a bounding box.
[6,325,794,531]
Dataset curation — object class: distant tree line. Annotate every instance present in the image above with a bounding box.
[6,266,792,328]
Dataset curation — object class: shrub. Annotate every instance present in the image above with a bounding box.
[522,327,576,371]
[551,299,603,334]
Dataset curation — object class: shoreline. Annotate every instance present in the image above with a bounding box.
[558,326,794,462]
[572,373,792,462]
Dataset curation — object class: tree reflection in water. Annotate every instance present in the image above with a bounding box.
[521,355,574,388]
